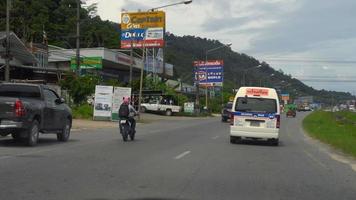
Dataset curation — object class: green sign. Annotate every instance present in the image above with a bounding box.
[70,57,103,69]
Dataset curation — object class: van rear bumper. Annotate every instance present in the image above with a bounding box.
[230,127,279,139]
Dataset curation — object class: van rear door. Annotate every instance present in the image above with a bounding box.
[233,97,279,129]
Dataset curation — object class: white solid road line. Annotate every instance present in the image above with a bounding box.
[174,151,191,160]
[212,136,219,139]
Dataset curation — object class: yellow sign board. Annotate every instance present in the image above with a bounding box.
[121,11,165,30]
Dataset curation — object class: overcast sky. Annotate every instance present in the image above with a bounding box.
[86,0,356,94]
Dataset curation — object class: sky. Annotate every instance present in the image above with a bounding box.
[85,0,356,94]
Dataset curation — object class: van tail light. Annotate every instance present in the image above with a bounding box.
[15,100,26,117]
[230,113,234,125]
[276,115,280,128]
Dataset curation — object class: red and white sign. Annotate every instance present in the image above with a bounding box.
[246,88,269,96]
[121,40,164,49]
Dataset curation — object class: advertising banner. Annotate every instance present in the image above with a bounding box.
[194,60,224,86]
[70,57,102,69]
[93,86,113,120]
[111,87,132,121]
[184,102,195,113]
[121,11,165,48]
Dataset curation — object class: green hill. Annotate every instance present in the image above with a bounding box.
[164,34,354,105]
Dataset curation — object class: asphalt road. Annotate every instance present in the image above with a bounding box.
[0,113,356,200]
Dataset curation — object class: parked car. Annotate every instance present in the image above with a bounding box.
[221,102,233,122]
[140,99,181,116]
[0,83,72,146]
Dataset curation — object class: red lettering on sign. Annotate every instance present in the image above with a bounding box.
[246,88,269,96]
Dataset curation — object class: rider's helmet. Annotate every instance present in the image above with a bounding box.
[123,96,131,104]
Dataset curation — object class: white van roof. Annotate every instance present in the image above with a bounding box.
[235,87,279,99]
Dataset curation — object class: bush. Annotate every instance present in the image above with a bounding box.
[60,72,101,105]
[72,104,93,119]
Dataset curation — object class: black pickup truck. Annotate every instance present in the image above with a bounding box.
[0,83,72,146]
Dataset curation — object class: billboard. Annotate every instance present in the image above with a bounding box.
[111,87,132,121]
[70,57,103,69]
[194,60,224,86]
[121,11,165,48]
[93,85,113,120]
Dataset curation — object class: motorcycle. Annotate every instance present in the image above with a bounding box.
[119,118,135,142]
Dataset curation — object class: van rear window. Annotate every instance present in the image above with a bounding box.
[0,85,41,99]
[235,97,277,113]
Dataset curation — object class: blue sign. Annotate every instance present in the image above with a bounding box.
[121,29,145,41]
[194,60,224,86]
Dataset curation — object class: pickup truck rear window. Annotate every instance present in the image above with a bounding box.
[0,85,41,98]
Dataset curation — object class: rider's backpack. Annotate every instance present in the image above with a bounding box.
[119,104,129,118]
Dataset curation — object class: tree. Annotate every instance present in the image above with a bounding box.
[60,72,101,105]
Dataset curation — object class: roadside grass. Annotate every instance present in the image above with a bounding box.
[303,111,356,157]
[72,104,93,119]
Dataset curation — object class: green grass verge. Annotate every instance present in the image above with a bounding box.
[303,111,356,157]
[72,104,93,119]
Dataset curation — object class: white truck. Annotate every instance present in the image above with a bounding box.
[140,100,181,116]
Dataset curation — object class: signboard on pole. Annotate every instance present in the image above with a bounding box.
[194,60,224,86]
[121,11,165,48]
[70,57,103,69]
[184,102,195,113]
[93,86,113,120]
[281,93,290,101]
[111,87,132,121]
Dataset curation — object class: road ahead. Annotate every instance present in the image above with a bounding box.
[1,113,356,200]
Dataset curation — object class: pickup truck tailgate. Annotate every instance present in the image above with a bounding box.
[0,97,17,119]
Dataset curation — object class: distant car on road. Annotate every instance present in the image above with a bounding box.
[286,109,296,117]
[285,104,297,117]
[0,83,72,146]
[221,102,233,122]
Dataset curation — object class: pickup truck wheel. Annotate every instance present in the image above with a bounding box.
[165,109,172,116]
[57,119,71,142]
[26,120,39,146]
[141,107,147,113]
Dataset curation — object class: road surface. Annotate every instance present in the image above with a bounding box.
[0,113,356,200]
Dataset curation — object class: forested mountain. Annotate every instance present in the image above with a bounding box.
[164,35,354,105]
[1,0,353,105]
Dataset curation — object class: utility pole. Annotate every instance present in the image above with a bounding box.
[195,67,200,113]
[138,46,145,120]
[129,39,133,87]
[5,0,11,82]
[76,0,81,75]
[205,54,208,110]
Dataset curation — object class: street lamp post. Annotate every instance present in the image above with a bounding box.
[149,0,193,11]
[148,0,193,81]
[242,64,262,86]
[204,43,232,110]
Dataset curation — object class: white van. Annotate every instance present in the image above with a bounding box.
[230,87,281,145]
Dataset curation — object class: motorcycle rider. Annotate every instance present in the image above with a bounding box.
[119,96,138,133]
